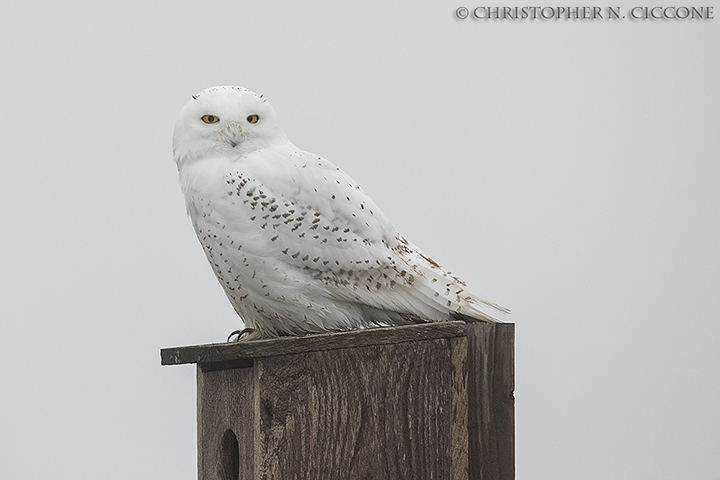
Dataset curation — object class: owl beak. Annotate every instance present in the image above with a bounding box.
[219,122,244,148]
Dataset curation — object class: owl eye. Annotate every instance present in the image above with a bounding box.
[246,114,259,124]
[201,115,220,124]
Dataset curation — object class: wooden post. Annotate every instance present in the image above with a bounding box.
[161,322,514,480]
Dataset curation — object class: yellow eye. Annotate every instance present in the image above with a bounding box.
[201,115,220,124]
[246,114,259,124]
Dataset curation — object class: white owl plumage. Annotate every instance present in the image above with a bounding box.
[173,86,507,339]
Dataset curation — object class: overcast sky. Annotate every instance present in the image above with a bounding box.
[1,1,718,479]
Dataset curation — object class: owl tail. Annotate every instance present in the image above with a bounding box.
[396,236,510,323]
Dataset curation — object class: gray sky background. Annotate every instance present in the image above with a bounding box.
[1,1,718,478]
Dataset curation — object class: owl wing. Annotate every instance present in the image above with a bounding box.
[237,147,402,271]
[215,146,505,322]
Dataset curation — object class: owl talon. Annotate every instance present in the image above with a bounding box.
[227,327,256,342]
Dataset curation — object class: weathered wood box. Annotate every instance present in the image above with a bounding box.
[161,321,514,480]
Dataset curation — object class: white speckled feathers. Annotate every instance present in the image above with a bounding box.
[173,86,507,337]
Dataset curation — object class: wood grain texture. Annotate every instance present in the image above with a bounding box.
[450,336,469,480]
[197,365,255,480]
[161,321,467,366]
[467,323,515,480]
[169,322,515,480]
[255,339,453,480]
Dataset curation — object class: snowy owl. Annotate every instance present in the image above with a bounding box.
[173,86,508,339]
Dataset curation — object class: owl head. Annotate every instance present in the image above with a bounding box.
[173,86,289,166]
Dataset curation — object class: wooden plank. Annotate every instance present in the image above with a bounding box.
[467,323,515,480]
[197,365,255,480]
[450,336,469,480]
[255,338,454,480]
[161,321,467,366]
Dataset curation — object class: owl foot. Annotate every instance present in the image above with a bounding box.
[227,327,259,342]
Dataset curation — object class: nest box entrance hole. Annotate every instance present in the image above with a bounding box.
[219,428,239,480]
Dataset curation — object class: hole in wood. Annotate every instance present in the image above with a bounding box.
[219,428,239,480]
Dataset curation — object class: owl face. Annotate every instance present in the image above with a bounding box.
[173,86,287,165]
